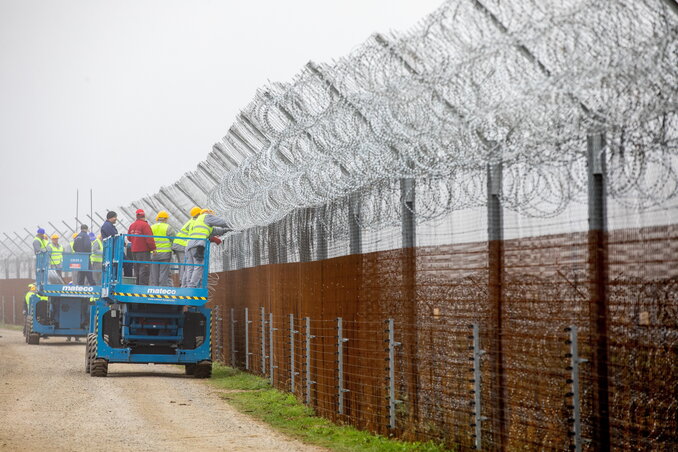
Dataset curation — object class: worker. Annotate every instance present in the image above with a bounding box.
[68,232,78,281]
[90,233,103,284]
[68,232,78,253]
[150,211,175,286]
[24,284,47,316]
[101,210,118,239]
[32,228,48,254]
[127,209,156,285]
[47,234,64,278]
[24,283,36,316]
[183,209,231,288]
[73,224,94,285]
[173,206,201,286]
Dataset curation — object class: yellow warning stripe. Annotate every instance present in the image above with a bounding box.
[113,292,207,300]
[42,290,94,295]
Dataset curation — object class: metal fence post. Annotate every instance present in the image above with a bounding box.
[213,305,223,363]
[587,132,611,450]
[1,296,5,324]
[269,312,276,385]
[349,192,362,255]
[337,317,349,414]
[472,323,486,450]
[289,313,299,393]
[305,316,315,405]
[316,209,328,261]
[261,307,266,376]
[487,160,506,449]
[386,319,402,429]
[230,308,236,367]
[12,295,16,325]
[245,307,251,370]
[567,325,588,452]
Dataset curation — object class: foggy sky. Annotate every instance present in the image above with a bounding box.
[0,0,441,237]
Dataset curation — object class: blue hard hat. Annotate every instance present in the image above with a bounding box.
[88,232,96,240]
[37,228,45,234]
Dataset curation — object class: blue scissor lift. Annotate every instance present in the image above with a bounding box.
[87,234,213,378]
[26,252,98,344]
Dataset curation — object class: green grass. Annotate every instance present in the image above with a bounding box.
[0,323,23,331]
[209,364,452,452]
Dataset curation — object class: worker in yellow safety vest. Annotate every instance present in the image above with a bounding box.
[32,228,48,254]
[24,283,47,315]
[183,209,230,288]
[172,206,201,287]
[90,233,104,284]
[150,211,175,286]
[47,234,64,278]
[68,232,79,282]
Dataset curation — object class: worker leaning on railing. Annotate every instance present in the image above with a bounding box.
[182,208,231,288]
[32,228,48,254]
[172,206,201,285]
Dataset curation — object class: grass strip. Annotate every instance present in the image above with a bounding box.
[210,364,452,452]
[0,323,23,331]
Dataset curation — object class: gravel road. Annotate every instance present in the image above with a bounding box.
[0,328,324,452]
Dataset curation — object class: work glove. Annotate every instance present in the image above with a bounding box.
[209,236,222,245]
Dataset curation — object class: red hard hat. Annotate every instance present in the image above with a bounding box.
[136,209,145,216]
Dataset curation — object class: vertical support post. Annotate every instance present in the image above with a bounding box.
[230,308,236,367]
[337,317,349,414]
[315,208,328,261]
[213,305,223,363]
[252,231,261,268]
[261,307,266,376]
[472,323,486,450]
[400,175,420,425]
[400,178,416,249]
[305,316,315,405]
[1,296,5,324]
[487,161,506,449]
[289,313,298,393]
[267,224,279,265]
[298,208,312,263]
[568,325,587,452]
[386,319,402,429]
[587,133,610,451]
[348,193,362,255]
[12,295,16,325]
[269,312,276,385]
[245,308,251,370]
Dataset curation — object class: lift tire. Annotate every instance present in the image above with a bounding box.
[193,361,212,379]
[90,358,108,377]
[85,333,95,373]
[28,333,40,345]
[185,363,196,375]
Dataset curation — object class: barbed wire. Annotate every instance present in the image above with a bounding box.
[208,0,678,231]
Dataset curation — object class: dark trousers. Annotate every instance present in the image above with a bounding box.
[132,251,151,285]
[77,269,95,285]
